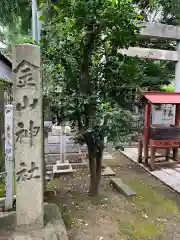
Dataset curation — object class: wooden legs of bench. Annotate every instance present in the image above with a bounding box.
[137,139,155,171]
[173,148,178,160]
[138,139,143,163]
[138,138,148,165]
[138,139,180,171]
[165,149,170,161]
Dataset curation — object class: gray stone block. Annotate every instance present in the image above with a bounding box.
[0,203,68,240]
[101,167,115,176]
[110,178,136,197]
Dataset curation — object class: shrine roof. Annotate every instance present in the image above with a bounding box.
[140,91,180,104]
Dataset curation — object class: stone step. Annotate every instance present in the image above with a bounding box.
[110,178,136,197]
[101,167,116,176]
[46,165,53,171]
[46,171,53,175]
[53,162,73,175]
[45,175,53,180]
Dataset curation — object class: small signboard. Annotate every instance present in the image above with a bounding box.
[5,104,14,210]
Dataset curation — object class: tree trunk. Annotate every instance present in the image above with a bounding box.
[88,156,96,196]
[94,148,103,195]
[87,144,103,196]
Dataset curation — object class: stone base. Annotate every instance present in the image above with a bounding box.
[53,161,73,175]
[101,167,116,176]
[0,203,68,240]
[103,152,114,160]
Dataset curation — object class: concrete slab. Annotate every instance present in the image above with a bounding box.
[0,203,68,240]
[103,152,114,160]
[101,167,116,176]
[53,161,73,175]
[110,177,136,197]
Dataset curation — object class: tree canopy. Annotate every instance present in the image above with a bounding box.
[41,0,149,195]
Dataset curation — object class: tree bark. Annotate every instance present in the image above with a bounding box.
[88,156,96,196]
[94,148,103,195]
[87,141,103,196]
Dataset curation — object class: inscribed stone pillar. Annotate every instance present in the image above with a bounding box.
[12,44,44,228]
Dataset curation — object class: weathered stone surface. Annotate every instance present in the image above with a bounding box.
[101,167,116,176]
[48,135,73,144]
[46,153,84,164]
[46,154,60,163]
[110,178,136,197]
[140,22,180,40]
[0,83,5,180]
[0,204,68,240]
[12,44,44,227]
[66,153,83,163]
[45,143,79,154]
[103,152,114,161]
[119,47,178,61]
[53,161,73,175]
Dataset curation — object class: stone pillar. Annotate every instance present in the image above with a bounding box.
[12,44,44,228]
[175,41,180,92]
[0,82,4,170]
[174,41,180,124]
[5,104,14,210]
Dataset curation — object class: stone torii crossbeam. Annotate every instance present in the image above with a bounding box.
[119,22,180,92]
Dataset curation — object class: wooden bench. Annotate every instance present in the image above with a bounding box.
[110,178,136,197]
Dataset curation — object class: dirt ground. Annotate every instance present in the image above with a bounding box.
[46,151,180,240]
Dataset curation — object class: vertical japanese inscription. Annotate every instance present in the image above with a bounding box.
[16,162,40,182]
[4,105,14,210]
[5,106,13,155]
[12,44,43,227]
[13,60,37,87]
[15,120,40,147]
[13,60,40,147]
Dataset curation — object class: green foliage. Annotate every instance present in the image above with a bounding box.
[0,0,31,34]
[160,83,175,92]
[42,0,145,150]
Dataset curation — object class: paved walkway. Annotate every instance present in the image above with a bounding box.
[121,148,180,194]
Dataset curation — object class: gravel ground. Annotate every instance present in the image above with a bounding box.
[46,151,180,240]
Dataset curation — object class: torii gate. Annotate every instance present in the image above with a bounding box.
[119,22,180,125]
[120,22,180,92]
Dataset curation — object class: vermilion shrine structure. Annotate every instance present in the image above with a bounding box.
[119,23,180,193]
[138,91,180,171]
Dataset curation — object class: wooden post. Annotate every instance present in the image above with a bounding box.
[165,149,170,162]
[149,146,156,171]
[173,104,180,159]
[137,138,143,163]
[144,103,151,164]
